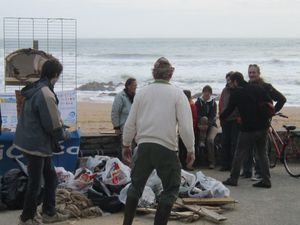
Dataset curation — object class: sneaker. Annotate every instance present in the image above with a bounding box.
[251,174,262,181]
[19,218,42,225]
[222,178,238,186]
[42,212,68,224]
[252,181,271,188]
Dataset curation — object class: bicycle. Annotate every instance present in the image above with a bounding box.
[268,113,300,177]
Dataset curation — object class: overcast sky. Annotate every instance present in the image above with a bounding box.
[1,0,300,38]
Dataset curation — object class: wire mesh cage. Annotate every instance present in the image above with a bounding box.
[3,17,77,92]
[1,17,78,129]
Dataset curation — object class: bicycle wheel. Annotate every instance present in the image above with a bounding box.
[283,137,300,177]
[268,136,277,168]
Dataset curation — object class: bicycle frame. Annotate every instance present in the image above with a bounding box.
[268,125,285,160]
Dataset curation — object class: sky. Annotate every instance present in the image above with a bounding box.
[0,0,300,38]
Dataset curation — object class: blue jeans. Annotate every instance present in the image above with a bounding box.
[21,154,58,221]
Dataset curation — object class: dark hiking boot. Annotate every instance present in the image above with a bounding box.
[252,181,271,188]
[154,203,173,225]
[223,178,238,186]
[122,197,139,225]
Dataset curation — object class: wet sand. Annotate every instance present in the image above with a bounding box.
[77,101,300,135]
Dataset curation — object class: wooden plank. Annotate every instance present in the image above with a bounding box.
[137,207,194,217]
[182,197,237,206]
[137,207,202,222]
[175,198,227,223]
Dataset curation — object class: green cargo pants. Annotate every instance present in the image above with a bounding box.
[127,142,181,205]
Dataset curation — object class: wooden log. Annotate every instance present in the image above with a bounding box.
[175,198,227,223]
[182,197,237,206]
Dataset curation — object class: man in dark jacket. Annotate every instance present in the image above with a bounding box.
[242,64,286,180]
[0,105,2,135]
[219,71,240,171]
[14,59,69,225]
[220,72,272,188]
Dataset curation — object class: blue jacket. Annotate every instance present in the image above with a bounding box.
[13,78,66,157]
[195,96,217,127]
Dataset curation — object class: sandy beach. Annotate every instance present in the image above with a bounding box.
[77,101,300,135]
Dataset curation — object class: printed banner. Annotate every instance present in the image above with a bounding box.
[0,90,77,130]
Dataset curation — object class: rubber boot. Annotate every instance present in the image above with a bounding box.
[154,203,173,225]
[122,196,139,225]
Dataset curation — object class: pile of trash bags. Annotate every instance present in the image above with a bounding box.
[0,155,230,214]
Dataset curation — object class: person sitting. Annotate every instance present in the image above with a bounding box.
[195,85,218,169]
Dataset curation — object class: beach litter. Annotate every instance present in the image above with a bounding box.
[0,155,237,223]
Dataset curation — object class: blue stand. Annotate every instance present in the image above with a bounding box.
[0,129,80,175]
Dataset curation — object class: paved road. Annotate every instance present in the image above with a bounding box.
[1,165,299,225]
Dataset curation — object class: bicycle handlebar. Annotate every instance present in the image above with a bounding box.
[275,112,288,118]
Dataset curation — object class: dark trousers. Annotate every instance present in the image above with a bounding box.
[220,120,239,169]
[123,143,181,225]
[243,148,262,176]
[179,130,196,169]
[230,129,271,184]
[178,137,187,169]
[21,154,58,221]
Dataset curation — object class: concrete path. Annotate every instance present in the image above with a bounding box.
[1,164,299,225]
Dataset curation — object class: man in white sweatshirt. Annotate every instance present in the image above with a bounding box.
[122,57,195,225]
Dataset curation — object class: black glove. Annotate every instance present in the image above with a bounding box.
[53,142,63,153]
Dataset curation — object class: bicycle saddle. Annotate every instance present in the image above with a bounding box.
[283,125,296,131]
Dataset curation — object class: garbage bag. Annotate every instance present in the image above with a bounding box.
[55,167,74,188]
[0,177,8,211]
[195,171,230,197]
[1,169,28,209]
[92,177,111,197]
[145,170,163,197]
[179,169,196,195]
[86,155,110,172]
[102,158,131,186]
[119,183,156,208]
[87,187,123,213]
[69,168,96,193]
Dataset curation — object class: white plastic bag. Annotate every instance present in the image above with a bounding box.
[195,171,230,197]
[69,168,95,193]
[179,169,196,195]
[86,155,110,172]
[145,170,163,197]
[55,167,74,187]
[102,158,131,186]
[119,183,156,208]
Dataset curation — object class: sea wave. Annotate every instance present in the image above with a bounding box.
[78,53,162,59]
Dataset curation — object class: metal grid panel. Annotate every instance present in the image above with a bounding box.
[3,17,77,91]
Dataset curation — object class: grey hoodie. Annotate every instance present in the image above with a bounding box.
[14,78,66,157]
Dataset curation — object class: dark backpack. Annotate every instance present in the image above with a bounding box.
[1,169,28,209]
[0,176,8,211]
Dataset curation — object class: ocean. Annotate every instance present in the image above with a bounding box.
[1,38,300,105]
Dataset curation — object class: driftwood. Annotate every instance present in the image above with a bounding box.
[175,198,227,223]
[137,207,202,223]
[182,197,238,206]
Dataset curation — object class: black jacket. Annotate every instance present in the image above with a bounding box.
[195,97,217,127]
[259,82,286,112]
[220,82,272,132]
